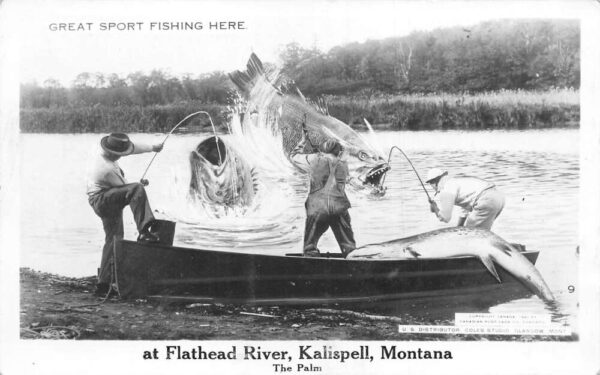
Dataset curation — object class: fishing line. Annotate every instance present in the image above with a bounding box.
[201,111,224,166]
[140,111,222,180]
[384,145,433,203]
[302,113,317,151]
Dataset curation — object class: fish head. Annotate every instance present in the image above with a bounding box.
[318,124,390,195]
[189,136,238,206]
[344,146,390,195]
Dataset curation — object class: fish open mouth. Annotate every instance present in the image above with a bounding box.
[195,136,227,166]
[363,163,390,188]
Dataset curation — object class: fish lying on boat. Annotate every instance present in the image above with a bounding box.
[347,227,555,302]
[189,136,258,208]
[228,53,390,195]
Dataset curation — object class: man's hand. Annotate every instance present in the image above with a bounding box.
[429,200,440,214]
[152,143,164,152]
[140,179,150,186]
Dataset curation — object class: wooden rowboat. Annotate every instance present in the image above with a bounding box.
[112,223,539,306]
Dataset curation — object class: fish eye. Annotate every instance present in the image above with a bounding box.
[358,151,368,161]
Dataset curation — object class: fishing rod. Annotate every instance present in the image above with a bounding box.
[384,145,434,203]
[140,111,222,180]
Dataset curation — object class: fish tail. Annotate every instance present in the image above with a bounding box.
[228,53,265,96]
[490,237,556,301]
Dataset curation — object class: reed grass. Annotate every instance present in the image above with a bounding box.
[326,88,579,130]
[20,89,579,133]
[20,102,226,133]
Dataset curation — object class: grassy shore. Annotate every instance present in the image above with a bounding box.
[20,89,579,133]
[20,268,574,341]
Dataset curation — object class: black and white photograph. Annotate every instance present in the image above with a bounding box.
[0,0,599,374]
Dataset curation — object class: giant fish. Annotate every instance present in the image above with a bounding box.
[189,136,258,209]
[347,227,555,302]
[229,53,390,195]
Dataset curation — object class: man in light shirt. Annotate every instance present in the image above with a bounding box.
[87,133,163,295]
[426,168,505,230]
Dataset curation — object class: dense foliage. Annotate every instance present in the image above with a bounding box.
[285,19,579,95]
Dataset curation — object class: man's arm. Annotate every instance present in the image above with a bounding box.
[131,142,163,154]
[289,135,312,173]
[434,191,455,223]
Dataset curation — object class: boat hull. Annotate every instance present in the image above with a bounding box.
[113,239,539,305]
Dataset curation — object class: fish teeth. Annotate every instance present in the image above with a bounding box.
[368,169,386,178]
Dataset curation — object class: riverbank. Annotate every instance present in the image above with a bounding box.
[19,89,579,133]
[19,268,574,341]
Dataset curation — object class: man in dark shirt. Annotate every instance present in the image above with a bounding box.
[290,130,356,257]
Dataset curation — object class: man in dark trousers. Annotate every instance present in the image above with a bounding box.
[290,127,356,257]
[86,133,163,295]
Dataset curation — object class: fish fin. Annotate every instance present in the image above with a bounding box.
[491,239,513,256]
[363,118,386,156]
[480,256,502,283]
[246,53,265,80]
[307,97,330,116]
[291,87,330,116]
[404,246,421,258]
[228,53,267,96]
[313,97,330,116]
[295,87,307,102]
[251,168,260,192]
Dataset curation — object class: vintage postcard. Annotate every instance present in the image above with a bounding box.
[0,0,599,374]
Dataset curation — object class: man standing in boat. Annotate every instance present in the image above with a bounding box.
[86,133,163,295]
[290,125,356,257]
[426,168,505,230]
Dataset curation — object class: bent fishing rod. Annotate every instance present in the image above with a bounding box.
[140,110,222,180]
[384,145,434,203]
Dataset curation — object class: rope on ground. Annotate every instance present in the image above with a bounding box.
[67,279,113,309]
[240,311,281,318]
[306,308,405,323]
[39,307,97,313]
[21,325,80,340]
[67,261,115,309]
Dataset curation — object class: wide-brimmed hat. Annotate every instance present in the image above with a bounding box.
[100,133,134,156]
[425,168,448,183]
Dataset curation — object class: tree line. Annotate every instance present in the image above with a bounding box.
[283,19,579,95]
[22,19,579,109]
[21,71,234,108]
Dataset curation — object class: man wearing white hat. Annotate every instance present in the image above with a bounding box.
[87,133,163,295]
[425,168,505,230]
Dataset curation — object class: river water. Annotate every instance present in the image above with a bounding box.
[20,128,579,328]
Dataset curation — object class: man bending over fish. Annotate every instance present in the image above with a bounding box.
[426,168,505,230]
[290,126,356,257]
[86,133,163,295]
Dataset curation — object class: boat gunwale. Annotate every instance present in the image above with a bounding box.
[117,239,538,263]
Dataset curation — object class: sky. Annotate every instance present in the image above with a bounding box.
[9,0,588,86]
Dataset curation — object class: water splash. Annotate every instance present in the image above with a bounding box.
[152,97,306,251]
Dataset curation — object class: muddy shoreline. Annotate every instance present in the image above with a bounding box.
[19,268,574,341]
